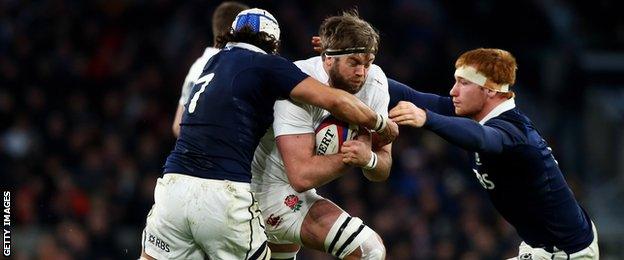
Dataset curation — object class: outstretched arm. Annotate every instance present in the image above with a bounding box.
[389,101,507,153]
[423,110,505,153]
[388,78,455,116]
[290,77,399,145]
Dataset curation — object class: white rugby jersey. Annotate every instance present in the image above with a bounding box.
[178,47,220,105]
[251,56,389,189]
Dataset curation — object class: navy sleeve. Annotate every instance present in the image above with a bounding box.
[388,78,455,116]
[423,110,515,153]
[260,55,309,98]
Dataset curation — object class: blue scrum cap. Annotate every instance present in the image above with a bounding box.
[231,8,280,41]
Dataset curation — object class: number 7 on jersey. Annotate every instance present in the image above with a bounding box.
[188,73,215,113]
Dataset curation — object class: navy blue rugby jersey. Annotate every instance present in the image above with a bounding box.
[387,79,593,253]
[423,102,593,253]
[163,42,308,183]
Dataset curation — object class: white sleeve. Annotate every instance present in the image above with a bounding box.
[294,56,320,76]
[179,59,203,106]
[369,66,390,116]
[179,53,213,105]
[273,100,316,137]
[179,73,194,106]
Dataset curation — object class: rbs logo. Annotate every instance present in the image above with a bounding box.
[148,233,171,252]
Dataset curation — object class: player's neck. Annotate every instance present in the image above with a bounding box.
[472,97,507,122]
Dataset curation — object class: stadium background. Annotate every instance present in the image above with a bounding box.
[1,0,623,259]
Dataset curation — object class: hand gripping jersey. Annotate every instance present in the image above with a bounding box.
[251,56,389,189]
[163,42,308,183]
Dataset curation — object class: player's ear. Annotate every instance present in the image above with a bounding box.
[323,55,335,67]
[486,89,499,98]
[482,88,494,98]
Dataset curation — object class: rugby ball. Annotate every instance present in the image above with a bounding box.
[315,116,358,155]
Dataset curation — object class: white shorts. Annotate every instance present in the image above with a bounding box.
[511,222,599,260]
[253,183,323,245]
[142,174,270,260]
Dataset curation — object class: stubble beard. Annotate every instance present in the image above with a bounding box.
[328,63,363,94]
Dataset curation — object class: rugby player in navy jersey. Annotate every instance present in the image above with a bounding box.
[140,8,398,260]
[388,48,598,259]
[172,1,249,138]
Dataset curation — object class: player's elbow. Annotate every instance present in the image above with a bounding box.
[290,178,313,193]
[374,172,390,182]
[285,167,314,193]
[364,170,390,182]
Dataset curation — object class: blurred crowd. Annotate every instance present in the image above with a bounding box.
[1,0,622,259]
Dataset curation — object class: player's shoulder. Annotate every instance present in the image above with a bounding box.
[368,63,384,75]
[253,52,292,67]
[184,47,220,83]
[486,117,517,131]
[223,49,293,76]
[193,47,220,65]
[294,56,321,74]
[364,64,388,93]
[202,47,220,57]
[486,114,530,143]
[294,56,320,65]
[223,43,277,62]
[368,64,387,83]
[490,110,531,128]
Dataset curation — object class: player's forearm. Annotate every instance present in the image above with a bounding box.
[388,78,455,116]
[287,154,350,192]
[290,77,379,130]
[424,110,504,153]
[362,148,391,182]
[327,92,379,130]
[412,92,454,116]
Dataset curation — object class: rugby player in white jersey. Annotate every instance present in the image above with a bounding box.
[172,1,248,137]
[251,11,391,260]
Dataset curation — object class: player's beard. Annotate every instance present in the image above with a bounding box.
[328,63,364,94]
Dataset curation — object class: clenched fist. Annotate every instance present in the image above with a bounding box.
[341,140,372,167]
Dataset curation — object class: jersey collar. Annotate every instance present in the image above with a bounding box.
[225,42,267,54]
[479,98,516,125]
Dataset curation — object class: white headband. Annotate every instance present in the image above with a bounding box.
[454,66,510,92]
